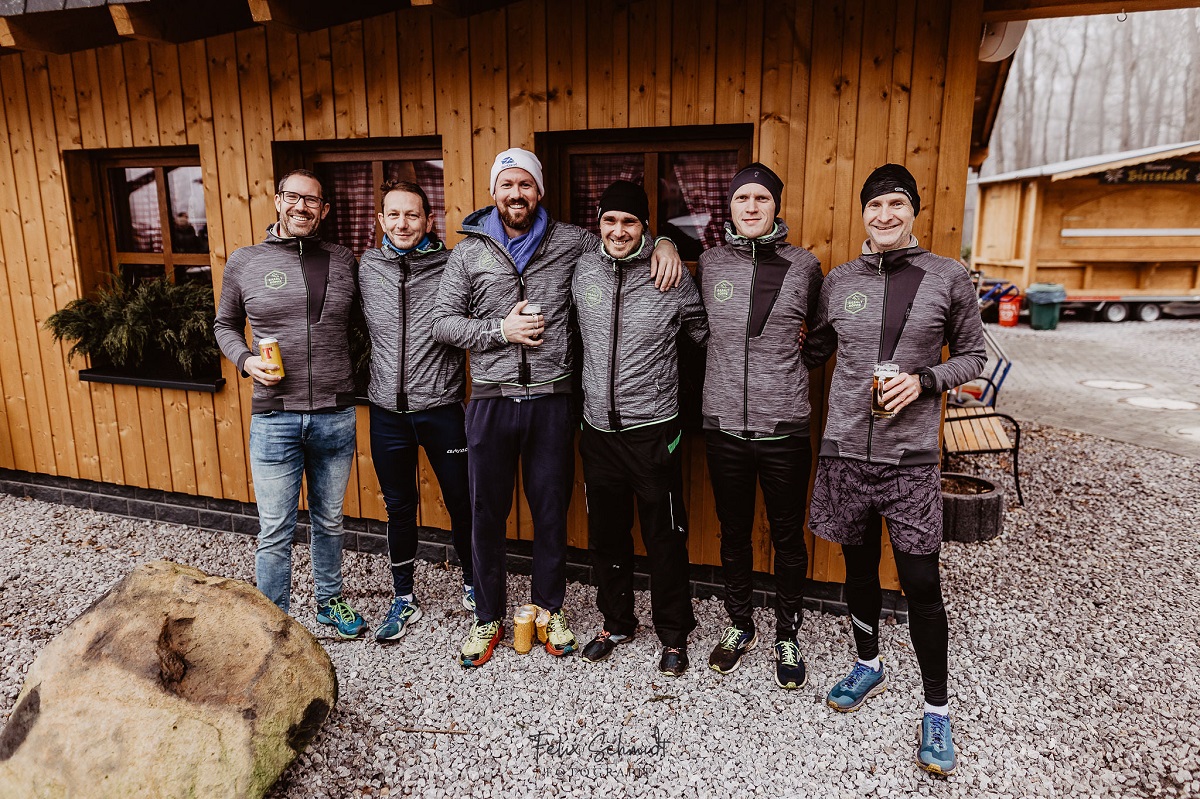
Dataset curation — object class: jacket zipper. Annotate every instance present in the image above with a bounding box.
[742,240,759,434]
[299,238,314,408]
[867,253,887,462]
[398,255,409,411]
[608,258,625,430]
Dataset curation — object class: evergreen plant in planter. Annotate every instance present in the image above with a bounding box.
[45,275,224,391]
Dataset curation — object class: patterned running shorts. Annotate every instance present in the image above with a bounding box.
[809,457,943,555]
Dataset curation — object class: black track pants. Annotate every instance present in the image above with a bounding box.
[704,431,812,640]
[842,514,949,706]
[581,420,696,648]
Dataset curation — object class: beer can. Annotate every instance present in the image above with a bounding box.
[521,303,543,343]
[513,607,536,654]
[259,337,284,377]
[871,362,899,419]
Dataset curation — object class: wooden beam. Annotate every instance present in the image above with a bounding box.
[248,0,403,32]
[0,6,121,53]
[110,0,254,44]
[983,0,1200,22]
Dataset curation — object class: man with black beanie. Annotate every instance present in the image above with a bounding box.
[574,181,708,676]
[804,163,986,775]
[698,163,824,689]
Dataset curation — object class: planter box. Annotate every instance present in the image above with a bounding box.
[79,367,225,394]
[941,472,1003,543]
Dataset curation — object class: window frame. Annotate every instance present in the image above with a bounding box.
[540,124,754,256]
[96,148,210,286]
[274,137,445,252]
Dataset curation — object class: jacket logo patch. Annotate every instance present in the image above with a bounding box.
[714,280,734,302]
[265,270,287,290]
[584,284,602,307]
[845,291,868,314]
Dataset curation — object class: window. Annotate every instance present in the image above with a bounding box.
[99,150,210,286]
[542,125,753,262]
[275,138,446,259]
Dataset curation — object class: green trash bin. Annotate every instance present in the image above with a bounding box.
[1026,283,1067,330]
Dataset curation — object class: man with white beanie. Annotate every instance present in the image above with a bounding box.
[432,148,682,668]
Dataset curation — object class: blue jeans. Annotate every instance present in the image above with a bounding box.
[249,407,357,612]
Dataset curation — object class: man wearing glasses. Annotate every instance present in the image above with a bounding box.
[214,169,368,638]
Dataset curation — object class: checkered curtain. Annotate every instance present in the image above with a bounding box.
[315,162,375,259]
[670,151,739,250]
[570,154,645,236]
[386,160,447,241]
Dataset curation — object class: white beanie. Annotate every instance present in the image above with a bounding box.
[490,148,544,196]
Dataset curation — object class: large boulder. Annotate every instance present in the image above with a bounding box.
[0,560,337,799]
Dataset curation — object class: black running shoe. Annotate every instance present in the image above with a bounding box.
[708,624,757,674]
[659,646,689,677]
[580,630,631,663]
[774,638,807,689]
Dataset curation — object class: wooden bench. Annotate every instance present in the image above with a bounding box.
[942,405,1024,505]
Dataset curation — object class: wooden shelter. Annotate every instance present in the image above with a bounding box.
[972,141,1200,321]
[0,0,1188,598]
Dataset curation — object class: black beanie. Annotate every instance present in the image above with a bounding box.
[728,162,783,210]
[597,180,650,225]
[860,164,921,216]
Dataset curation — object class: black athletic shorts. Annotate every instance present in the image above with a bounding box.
[809,456,943,555]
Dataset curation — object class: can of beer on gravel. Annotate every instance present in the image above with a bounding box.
[259,337,284,378]
[513,606,536,654]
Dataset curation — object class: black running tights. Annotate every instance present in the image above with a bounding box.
[841,514,949,706]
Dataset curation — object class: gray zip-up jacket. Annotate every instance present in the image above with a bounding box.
[698,221,823,437]
[572,235,709,431]
[431,207,597,399]
[214,226,357,413]
[804,241,986,465]
[359,239,465,412]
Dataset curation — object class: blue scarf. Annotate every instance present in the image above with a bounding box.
[482,205,549,274]
[383,234,432,256]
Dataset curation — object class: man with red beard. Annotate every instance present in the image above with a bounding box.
[432,148,682,667]
[214,169,367,638]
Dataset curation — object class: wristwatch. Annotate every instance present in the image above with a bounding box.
[916,367,937,393]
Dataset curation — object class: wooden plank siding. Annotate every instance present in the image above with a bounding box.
[0,0,984,590]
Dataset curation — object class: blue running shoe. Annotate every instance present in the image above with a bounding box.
[316,595,367,639]
[826,660,887,712]
[375,596,422,642]
[917,712,958,775]
[462,585,476,613]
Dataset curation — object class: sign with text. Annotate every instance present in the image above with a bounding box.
[1100,160,1200,185]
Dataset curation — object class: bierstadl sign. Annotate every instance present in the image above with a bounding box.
[1100,160,1200,185]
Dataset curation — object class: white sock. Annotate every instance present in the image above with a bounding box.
[400,593,414,603]
[924,702,949,716]
[857,656,881,671]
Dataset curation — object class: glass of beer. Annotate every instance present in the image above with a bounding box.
[259,337,284,378]
[871,362,899,418]
[521,303,542,343]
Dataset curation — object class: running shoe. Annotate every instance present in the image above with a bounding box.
[462,585,476,613]
[459,619,503,668]
[374,596,422,642]
[544,610,577,656]
[658,646,689,677]
[581,630,632,663]
[316,595,367,639]
[826,660,887,712]
[917,712,958,775]
[774,639,807,689]
[708,624,757,674]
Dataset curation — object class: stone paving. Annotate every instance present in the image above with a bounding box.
[983,317,1200,460]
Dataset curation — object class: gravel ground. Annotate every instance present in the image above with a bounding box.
[2,423,1199,798]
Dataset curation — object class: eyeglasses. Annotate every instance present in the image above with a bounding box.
[279,190,325,208]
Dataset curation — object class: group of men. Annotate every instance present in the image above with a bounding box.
[214,147,984,777]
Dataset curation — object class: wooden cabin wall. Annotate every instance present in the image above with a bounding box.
[0,0,983,589]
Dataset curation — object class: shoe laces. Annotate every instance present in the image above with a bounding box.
[925,713,949,750]
[470,620,500,642]
[325,597,356,624]
[718,625,747,650]
[776,640,800,666]
[384,598,408,625]
[663,646,684,656]
[843,662,874,690]
[548,611,570,638]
